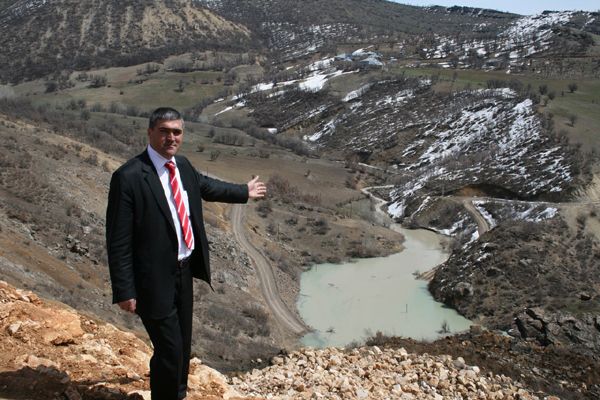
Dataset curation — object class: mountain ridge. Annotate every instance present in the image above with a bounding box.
[0,0,254,82]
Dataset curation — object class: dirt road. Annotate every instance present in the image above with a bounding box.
[460,199,491,235]
[230,204,307,334]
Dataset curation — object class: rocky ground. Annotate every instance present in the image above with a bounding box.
[366,328,600,399]
[0,280,258,400]
[429,216,600,354]
[1,279,566,400]
[231,344,555,400]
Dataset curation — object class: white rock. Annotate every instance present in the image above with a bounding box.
[8,322,21,336]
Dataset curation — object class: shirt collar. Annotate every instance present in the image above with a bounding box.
[147,145,176,173]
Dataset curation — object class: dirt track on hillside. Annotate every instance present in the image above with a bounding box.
[459,199,491,235]
[230,204,307,334]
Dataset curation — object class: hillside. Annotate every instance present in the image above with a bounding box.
[0,280,562,400]
[0,108,283,371]
[0,0,253,82]
[198,0,517,61]
[1,0,600,398]
[234,54,588,221]
[430,212,600,353]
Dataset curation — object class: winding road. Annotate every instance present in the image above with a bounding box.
[230,204,307,334]
[457,198,491,235]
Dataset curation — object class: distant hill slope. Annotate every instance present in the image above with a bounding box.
[197,0,518,60]
[0,0,253,82]
[0,0,16,10]
[199,0,516,33]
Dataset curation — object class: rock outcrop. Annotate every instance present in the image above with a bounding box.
[0,280,255,400]
[514,307,600,353]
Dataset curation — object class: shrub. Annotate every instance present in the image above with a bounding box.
[89,74,107,88]
[209,150,221,161]
[213,132,245,146]
[312,218,329,235]
[569,114,577,127]
[256,200,272,217]
[267,174,321,205]
[258,150,270,158]
[45,81,58,93]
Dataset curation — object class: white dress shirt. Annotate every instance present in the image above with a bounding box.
[147,145,194,260]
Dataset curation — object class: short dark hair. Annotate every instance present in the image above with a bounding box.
[148,107,184,129]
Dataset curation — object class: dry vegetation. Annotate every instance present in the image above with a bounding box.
[0,0,254,82]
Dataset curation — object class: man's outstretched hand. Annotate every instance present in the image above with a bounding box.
[118,298,137,313]
[247,176,267,199]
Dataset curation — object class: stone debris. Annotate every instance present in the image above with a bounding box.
[232,347,548,400]
[0,280,261,400]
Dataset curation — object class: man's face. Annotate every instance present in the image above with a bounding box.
[147,119,184,159]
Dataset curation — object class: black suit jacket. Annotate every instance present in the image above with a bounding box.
[106,150,248,318]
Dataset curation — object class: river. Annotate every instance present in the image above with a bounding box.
[297,223,473,348]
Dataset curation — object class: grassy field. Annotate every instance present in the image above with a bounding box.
[181,128,359,206]
[13,60,256,113]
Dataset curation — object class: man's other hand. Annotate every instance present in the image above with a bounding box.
[247,175,267,199]
[118,298,137,313]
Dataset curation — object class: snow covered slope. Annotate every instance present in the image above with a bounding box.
[419,11,598,71]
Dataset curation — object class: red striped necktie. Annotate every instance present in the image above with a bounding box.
[165,161,194,249]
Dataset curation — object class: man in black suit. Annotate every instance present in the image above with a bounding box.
[106,107,266,400]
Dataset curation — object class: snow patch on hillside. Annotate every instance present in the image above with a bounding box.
[473,201,497,228]
[378,90,574,221]
[304,118,337,142]
[501,11,574,40]
[343,84,373,102]
[472,200,559,225]
[419,11,593,70]
[262,22,358,59]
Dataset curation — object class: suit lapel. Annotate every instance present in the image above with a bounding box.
[140,151,177,236]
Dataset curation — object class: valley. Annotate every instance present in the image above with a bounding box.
[0,0,599,398]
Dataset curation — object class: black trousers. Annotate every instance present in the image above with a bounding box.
[140,263,193,400]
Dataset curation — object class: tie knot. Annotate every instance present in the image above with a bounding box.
[165,161,176,174]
